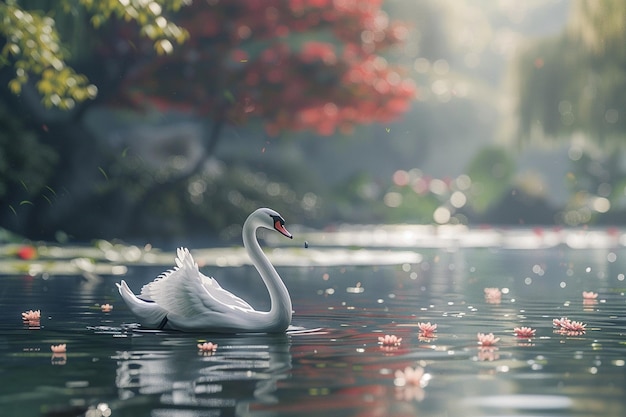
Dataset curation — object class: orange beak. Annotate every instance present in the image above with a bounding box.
[274,221,293,239]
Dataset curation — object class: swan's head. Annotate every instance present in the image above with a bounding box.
[253,208,293,239]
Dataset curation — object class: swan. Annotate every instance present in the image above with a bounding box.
[116,208,293,333]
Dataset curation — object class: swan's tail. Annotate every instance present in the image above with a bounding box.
[117,280,168,328]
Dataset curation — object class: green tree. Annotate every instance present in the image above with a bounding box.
[465,146,514,214]
[0,0,189,109]
[515,0,626,142]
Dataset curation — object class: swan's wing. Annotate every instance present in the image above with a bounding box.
[138,248,196,301]
[144,248,253,318]
[116,280,168,328]
[198,271,254,310]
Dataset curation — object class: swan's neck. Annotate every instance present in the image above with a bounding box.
[243,221,292,331]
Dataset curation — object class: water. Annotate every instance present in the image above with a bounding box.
[1,236,626,416]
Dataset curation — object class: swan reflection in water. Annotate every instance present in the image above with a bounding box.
[113,333,292,415]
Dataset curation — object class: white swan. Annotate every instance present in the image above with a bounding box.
[116,208,293,332]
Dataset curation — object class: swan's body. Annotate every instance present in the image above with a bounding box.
[116,208,293,332]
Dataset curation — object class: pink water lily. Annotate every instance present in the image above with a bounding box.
[513,327,536,338]
[22,310,40,321]
[477,332,500,346]
[562,320,586,332]
[553,317,569,328]
[582,291,598,299]
[378,334,402,347]
[417,322,437,337]
[394,366,430,401]
[553,317,586,332]
[394,366,429,387]
[484,287,502,303]
[22,309,41,329]
[100,304,113,313]
[50,344,66,353]
[484,287,501,297]
[197,342,218,352]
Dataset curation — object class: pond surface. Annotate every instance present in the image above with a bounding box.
[1,230,626,417]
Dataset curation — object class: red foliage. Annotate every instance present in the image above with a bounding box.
[116,0,416,136]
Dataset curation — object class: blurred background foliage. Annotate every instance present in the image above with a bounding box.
[516,0,626,142]
[0,100,57,207]
[1,0,626,244]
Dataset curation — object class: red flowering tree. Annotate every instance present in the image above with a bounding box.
[115,0,416,152]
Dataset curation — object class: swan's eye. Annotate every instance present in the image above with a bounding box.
[270,215,292,238]
[270,215,285,228]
